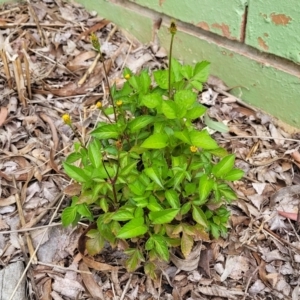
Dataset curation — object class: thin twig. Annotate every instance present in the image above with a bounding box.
[13,176,37,263]
[38,261,92,274]
[9,194,66,300]
[120,274,132,300]
[223,135,300,143]
[241,266,259,300]
[26,0,47,46]
[0,222,62,234]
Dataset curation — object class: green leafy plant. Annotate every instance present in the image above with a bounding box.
[61,22,244,275]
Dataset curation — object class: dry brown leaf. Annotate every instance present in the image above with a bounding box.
[76,19,110,42]
[0,106,8,126]
[63,183,81,196]
[45,60,112,97]
[197,284,244,299]
[82,256,118,272]
[79,262,104,300]
[0,195,16,206]
[170,242,202,271]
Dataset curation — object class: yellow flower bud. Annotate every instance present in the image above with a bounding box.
[169,21,177,35]
[124,73,130,80]
[90,33,101,51]
[62,114,71,125]
[190,145,198,153]
[96,101,102,109]
[116,100,123,106]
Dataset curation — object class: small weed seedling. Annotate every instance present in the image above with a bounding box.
[61,22,244,276]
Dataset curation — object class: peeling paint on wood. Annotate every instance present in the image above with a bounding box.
[197,21,210,31]
[258,37,269,50]
[270,13,292,26]
[212,23,233,40]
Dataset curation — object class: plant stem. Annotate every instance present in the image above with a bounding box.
[100,55,118,122]
[168,33,175,100]
[70,125,87,150]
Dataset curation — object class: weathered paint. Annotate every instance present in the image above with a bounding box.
[246,0,300,63]
[128,0,248,41]
[75,0,300,128]
[1,0,300,128]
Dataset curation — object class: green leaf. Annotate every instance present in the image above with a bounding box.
[204,113,229,133]
[181,231,194,258]
[198,174,214,204]
[91,124,119,139]
[145,237,155,250]
[181,202,191,215]
[116,217,148,239]
[212,154,235,178]
[127,115,155,133]
[142,93,162,108]
[140,71,151,94]
[147,195,164,211]
[124,248,145,272]
[144,167,164,188]
[149,209,179,224]
[192,206,208,227]
[154,69,169,89]
[174,90,196,110]
[223,168,244,181]
[88,139,102,168]
[171,58,183,82]
[128,75,140,90]
[218,184,237,201]
[174,129,192,144]
[61,206,78,226]
[186,104,207,120]
[209,222,220,239]
[85,229,105,255]
[63,162,90,183]
[141,134,168,149]
[77,204,93,221]
[193,61,210,82]
[207,147,228,157]
[181,65,193,80]
[112,210,134,221]
[99,198,109,212]
[65,152,82,163]
[152,234,169,261]
[162,100,177,119]
[190,80,203,91]
[189,130,218,149]
[144,261,157,279]
[128,179,146,196]
[165,189,180,209]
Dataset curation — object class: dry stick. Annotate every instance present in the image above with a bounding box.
[157,272,163,300]
[215,87,258,111]
[29,48,77,76]
[38,262,92,274]
[9,193,66,300]
[241,266,259,300]
[106,24,118,42]
[78,52,101,86]
[223,135,300,143]
[22,43,32,100]
[0,7,20,15]
[0,50,12,89]
[21,192,63,229]
[26,0,47,46]
[0,222,62,234]
[1,23,82,28]
[12,177,37,264]
[119,274,132,300]
[16,56,27,106]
